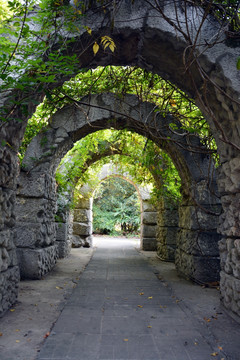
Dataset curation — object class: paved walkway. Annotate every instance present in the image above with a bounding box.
[37,237,237,360]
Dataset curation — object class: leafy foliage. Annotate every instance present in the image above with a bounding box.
[93,177,141,235]
[56,129,181,205]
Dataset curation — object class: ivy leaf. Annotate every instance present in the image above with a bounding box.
[237,57,240,70]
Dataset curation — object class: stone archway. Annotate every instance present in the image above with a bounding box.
[1,0,240,317]
[15,93,220,286]
[71,163,157,252]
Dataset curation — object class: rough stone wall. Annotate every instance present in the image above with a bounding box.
[0,146,20,317]
[72,197,93,248]
[56,213,73,258]
[175,180,222,283]
[141,200,157,251]
[156,198,178,261]
[15,171,58,279]
[217,156,240,318]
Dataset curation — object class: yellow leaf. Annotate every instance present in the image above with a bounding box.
[93,42,99,56]
[16,340,20,343]
[137,305,143,308]
[123,339,128,341]
[218,346,223,350]
[148,296,153,299]
[109,43,116,52]
[10,309,15,312]
[211,352,218,357]
[84,26,92,35]
[56,286,63,290]
[139,292,144,295]
[15,329,20,332]
[147,325,152,328]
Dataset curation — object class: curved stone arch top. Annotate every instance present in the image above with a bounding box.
[16,92,221,285]
[22,93,216,201]
[72,163,158,251]
[0,0,239,318]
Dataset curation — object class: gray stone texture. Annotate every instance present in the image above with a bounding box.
[0,0,239,319]
[0,266,20,317]
[17,245,58,279]
[156,199,178,261]
[141,237,157,251]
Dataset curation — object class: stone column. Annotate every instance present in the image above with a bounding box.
[0,147,20,316]
[14,172,58,279]
[72,197,93,248]
[156,197,178,261]
[175,180,221,284]
[141,200,157,251]
[217,157,240,319]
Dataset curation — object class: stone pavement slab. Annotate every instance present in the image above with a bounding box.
[37,237,234,360]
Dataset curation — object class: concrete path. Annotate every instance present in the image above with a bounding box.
[36,237,233,360]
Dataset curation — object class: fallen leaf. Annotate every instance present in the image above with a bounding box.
[15,329,20,332]
[147,325,152,328]
[44,332,50,339]
[194,342,198,345]
[0,333,3,336]
[10,309,15,312]
[16,340,20,343]
[148,296,153,299]
[123,339,128,342]
[139,292,144,295]
[137,305,143,308]
[204,317,211,322]
[218,346,223,350]
[211,352,218,357]
[56,286,63,290]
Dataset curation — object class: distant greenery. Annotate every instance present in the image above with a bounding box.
[93,177,141,235]
[56,129,182,205]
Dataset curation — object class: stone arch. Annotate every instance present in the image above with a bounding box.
[1,0,240,317]
[15,93,220,285]
[71,163,157,252]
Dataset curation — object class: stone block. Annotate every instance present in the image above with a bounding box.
[142,200,156,212]
[190,179,221,205]
[56,222,68,241]
[157,208,178,227]
[74,209,92,223]
[157,227,178,246]
[141,238,157,251]
[179,205,220,230]
[175,249,220,283]
[75,197,92,210]
[177,229,220,256]
[15,197,56,223]
[72,235,92,248]
[142,211,157,225]
[17,245,58,279]
[142,224,157,238]
[14,221,56,247]
[0,266,20,317]
[17,172,56,200]
[57,239,72,258]
[73,222,92,236]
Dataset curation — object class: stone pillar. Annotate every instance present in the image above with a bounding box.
[14,172,58,279]
[72,197,93,248]
[175,180,221,284]
[0,147,20,317]
[156,197,178,261]
[141,200,157,251]
[56,211,73,258]
[217,157,240,319]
